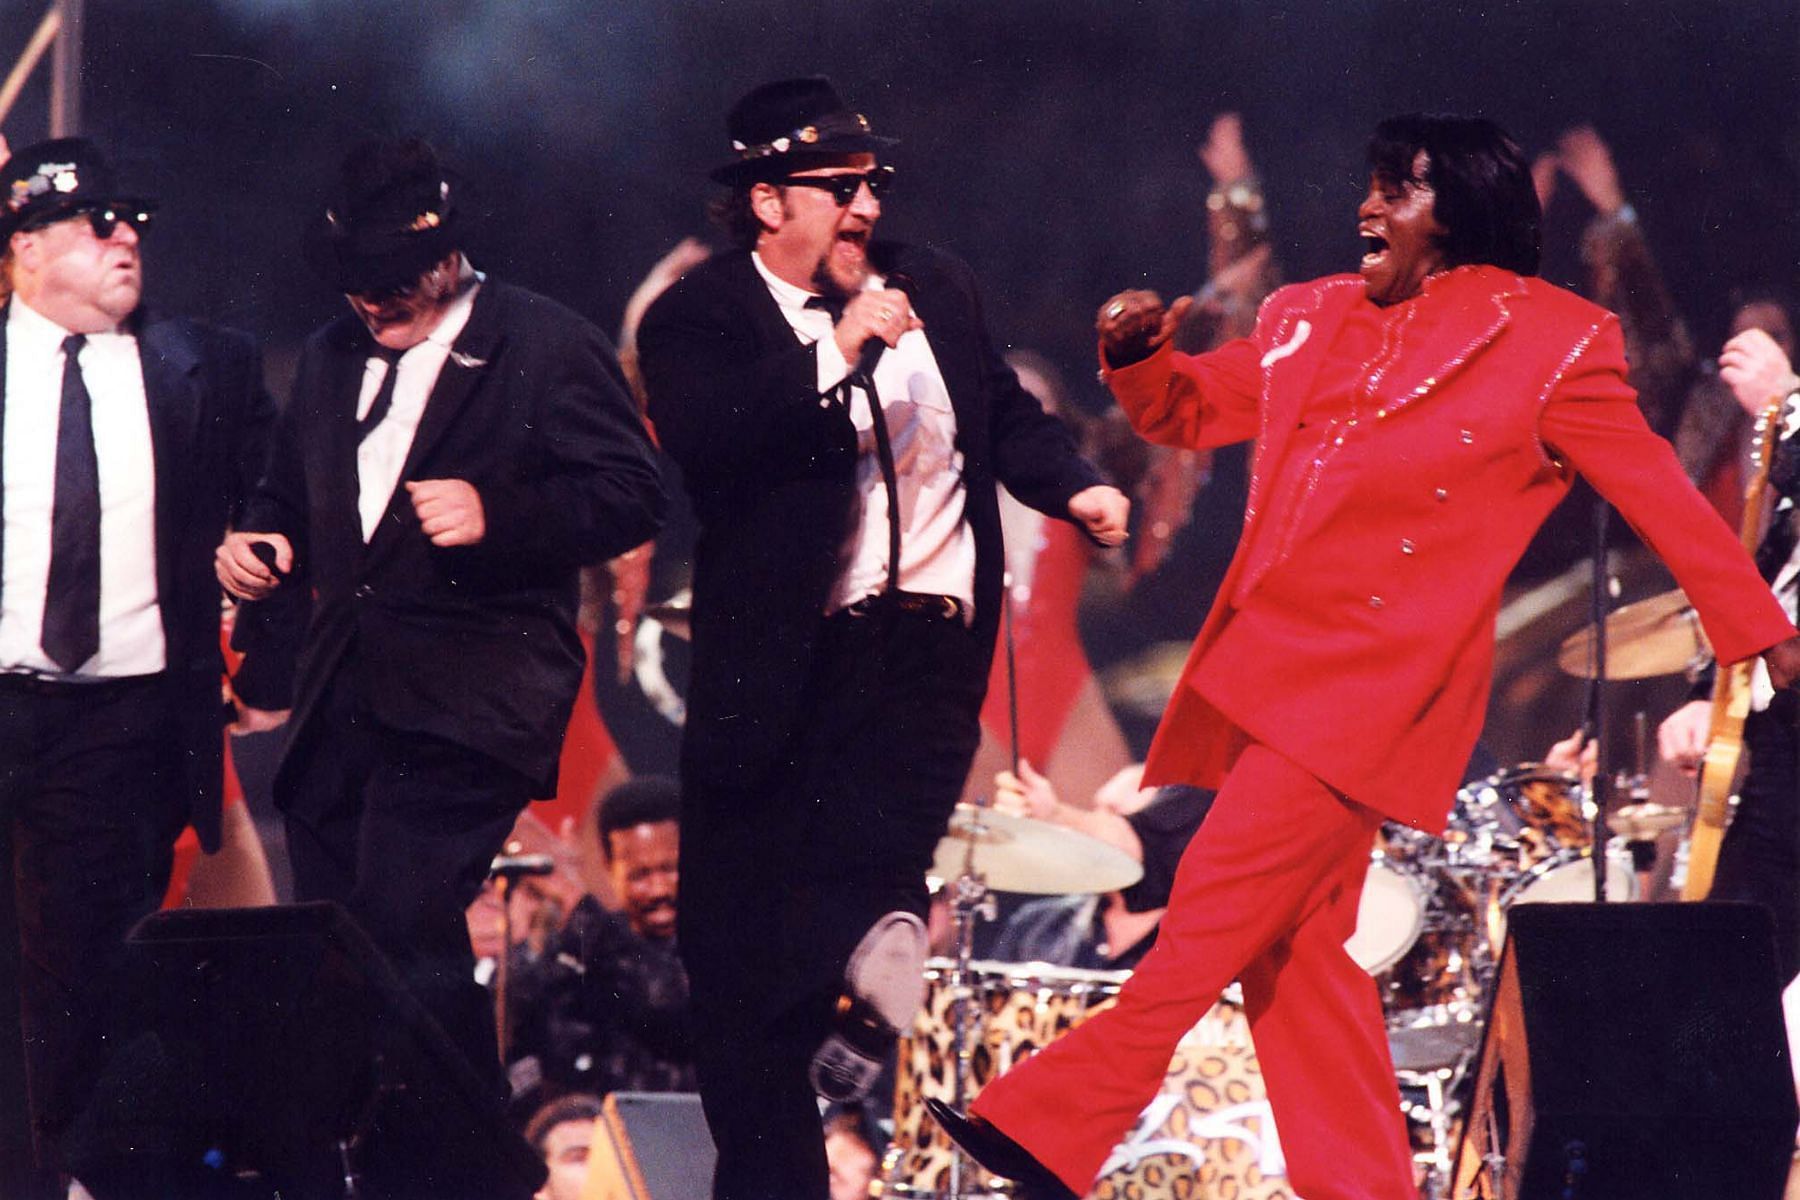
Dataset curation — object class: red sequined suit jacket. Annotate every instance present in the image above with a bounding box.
[1105,265,1794,831]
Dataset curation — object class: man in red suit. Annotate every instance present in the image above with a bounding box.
[929,114,1800,1200]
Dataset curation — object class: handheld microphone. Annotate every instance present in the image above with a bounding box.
[852,271,916,383]
[249,540,287,582]
[489,852,556,880]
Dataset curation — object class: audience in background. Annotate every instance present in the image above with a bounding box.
[525,1092,604,1200]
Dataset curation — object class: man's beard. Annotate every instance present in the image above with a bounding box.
[811,235,872,300]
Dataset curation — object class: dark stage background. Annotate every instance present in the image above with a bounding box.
[2,0,1796,769]
[2,0,1794,409]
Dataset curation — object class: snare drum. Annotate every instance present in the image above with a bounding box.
[883,959,1126,1196]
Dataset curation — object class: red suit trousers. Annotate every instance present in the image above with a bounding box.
[969,742,1417,1200]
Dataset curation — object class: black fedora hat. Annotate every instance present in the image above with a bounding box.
[710,77,896,186]
[303,137,463,294]
[0,137,155,241]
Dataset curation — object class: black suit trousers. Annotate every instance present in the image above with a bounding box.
[280,662,532,1101]
[679,606,989,1200]
[0,673,188,1181]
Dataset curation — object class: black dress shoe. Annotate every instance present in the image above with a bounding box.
[923,1098,1078,1200]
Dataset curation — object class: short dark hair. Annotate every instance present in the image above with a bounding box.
[597,776,681,862]
[524,1092,603,1157]
[709,184,770,250]
[1727,285,1795,324]
[1368,113,1540,276]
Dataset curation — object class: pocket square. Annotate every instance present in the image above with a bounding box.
[1260,320,1311,368]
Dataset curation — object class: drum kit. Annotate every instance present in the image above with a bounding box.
[877,590,1706,1200]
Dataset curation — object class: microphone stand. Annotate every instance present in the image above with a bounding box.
[1586,499,1613,904]
[488,852,555,1061]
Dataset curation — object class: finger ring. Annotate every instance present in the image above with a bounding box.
[1105,300,1126,319]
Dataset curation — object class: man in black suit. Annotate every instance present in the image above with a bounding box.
[0,137,275,1197]
[219,138,663,1097]
[636,78,1128,1200]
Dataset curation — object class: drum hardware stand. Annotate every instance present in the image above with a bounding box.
[1607,712,1686,893]
[1402,1043,1479,1199]
[928,573,1019,1199]
[944,823,999,1200]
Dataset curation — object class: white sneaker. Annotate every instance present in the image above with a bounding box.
[809,911,928,1102]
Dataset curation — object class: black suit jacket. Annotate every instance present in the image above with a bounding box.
[637,244,1104,793]
[0,303,275,850]
[233,281,664,798]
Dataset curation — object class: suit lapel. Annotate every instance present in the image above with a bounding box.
[318,321,373,552]
[1248,280,1363,519]
[1366,269,1521,415]
[365,283,502,559]
[136,314,206,618]
[724,251,816,347]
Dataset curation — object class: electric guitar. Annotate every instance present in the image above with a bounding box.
[1682,398,1785,900]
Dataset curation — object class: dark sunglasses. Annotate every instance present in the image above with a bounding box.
[350,277,425,304]
[24,204,156,240]
[781,165,896,206]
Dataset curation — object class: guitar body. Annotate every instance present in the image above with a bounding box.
[1682,399,1783,901]
[1681,662,1750,900]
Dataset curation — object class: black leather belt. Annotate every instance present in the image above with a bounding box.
[0,669,154,695]
[838,590,968,622]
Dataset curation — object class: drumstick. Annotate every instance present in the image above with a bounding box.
[1003,572,1020,778]
[0,8,62,130]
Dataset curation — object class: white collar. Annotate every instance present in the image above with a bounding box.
[376,267,485,360]
[751,251,879,311]
[424,270,483,352]
[8,294,78,348]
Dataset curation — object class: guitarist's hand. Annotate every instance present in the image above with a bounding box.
[1765,634,1800,692]
[1656,700,1712,777]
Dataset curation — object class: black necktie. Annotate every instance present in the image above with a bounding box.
[806,295,902,594]
[42,334,101,672]
[357,346,404,443]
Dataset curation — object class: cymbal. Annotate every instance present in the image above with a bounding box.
[1606,801,1688,841]
[1557,588,1710,680]
[642,595,692,641]
[930,804,1144,895]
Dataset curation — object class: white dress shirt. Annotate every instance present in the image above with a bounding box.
[356,275,482,542]
[0,296,164,677]
[750,253,976,616]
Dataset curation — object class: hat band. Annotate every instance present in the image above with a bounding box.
[729,110,874,163]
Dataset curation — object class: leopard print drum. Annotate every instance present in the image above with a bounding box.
[880,960,1293,1199]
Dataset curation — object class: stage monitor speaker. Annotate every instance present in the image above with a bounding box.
[62,901,545,1200]
[581,1092,716,1200]
[1453,902,1796,1200]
